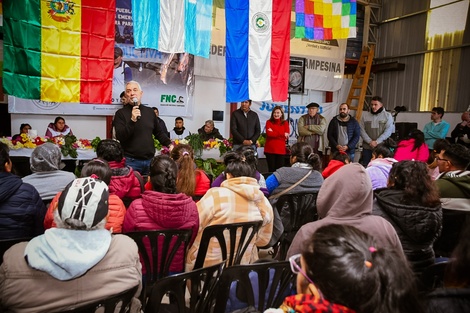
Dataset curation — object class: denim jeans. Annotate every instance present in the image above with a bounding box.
[125,156,151,176]
[360,149,373,167]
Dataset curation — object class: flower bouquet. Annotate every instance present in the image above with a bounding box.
[203,138,232,157]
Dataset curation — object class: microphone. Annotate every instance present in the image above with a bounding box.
[132,97,140,120]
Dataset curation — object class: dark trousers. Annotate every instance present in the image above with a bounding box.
[265,153,286,173]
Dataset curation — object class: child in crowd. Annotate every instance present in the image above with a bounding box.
[365,138,397,190]
[322,151,350,179]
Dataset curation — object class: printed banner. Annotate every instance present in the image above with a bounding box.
[114,0,194,117]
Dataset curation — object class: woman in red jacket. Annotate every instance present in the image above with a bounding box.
[264,106,290,172]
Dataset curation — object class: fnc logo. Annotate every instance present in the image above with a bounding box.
[252,12,269,33]
[47,0,76,23]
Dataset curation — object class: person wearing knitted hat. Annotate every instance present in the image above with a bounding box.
[0,177,142,312]
[22,142,76,202]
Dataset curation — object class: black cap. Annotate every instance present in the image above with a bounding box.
[306,102,320,108]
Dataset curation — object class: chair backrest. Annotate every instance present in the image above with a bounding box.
[0,237,32,263]
[125,229,192,301]
[212,261,296,313]
[271,192,319,260]
[419,261,449,293]
[145,261,225,313]
[193,221,263,270]
[58,284,139,313]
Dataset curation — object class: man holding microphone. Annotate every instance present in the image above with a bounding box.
[113,80,173,176]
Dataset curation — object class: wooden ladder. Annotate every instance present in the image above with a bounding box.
[345,44,375,121]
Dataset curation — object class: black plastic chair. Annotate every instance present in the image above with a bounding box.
[271,192,319,260]
[212,261,296,313]
[145,261,225,313]
[125,229,192,303]
[193,221,263,270]
[419,261,449,293]
[0,237,32,263]
[58,284,139,313]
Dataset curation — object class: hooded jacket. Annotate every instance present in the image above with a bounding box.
[365,157,397,190]
[186,177,274,270]
[287,163,404,259]
[0,172,46,240]
[0,232,142,313]
[373,189,442,274]
[108,160,143,205]
[123,190,199,273]
[394,138,429,162]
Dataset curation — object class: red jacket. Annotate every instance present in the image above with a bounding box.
[394,138,429,162]
[108,160,143,205]
[144,169,210,199]
[264,119,290,155]
[43,192,127,233]
[322,160,346,178]
[123,190,199,273]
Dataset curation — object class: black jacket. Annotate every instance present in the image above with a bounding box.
[373,189,442,275]
[230,109,261,145]
[0,172,46,239]
[197,126,224,141]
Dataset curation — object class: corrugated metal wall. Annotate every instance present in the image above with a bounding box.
[373,0,469,112]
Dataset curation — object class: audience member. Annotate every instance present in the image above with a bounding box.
[113,81,172,176]
[44,158,127,233]
[373,160,442,275]
[0,177,142,312]
[12,123,32,141]
[365,138,397,190]
[45,116,73,138]
[450,111,470,148]
[394,129,429,162]
[197,119,224,141]
[123,155,198,274]
[186,151,274,270]
[270,224,422,313]
[169,116,191,140]
[264,106,290,172]
[433,143,470,257]
[423,107,450,150]
[22,143,76,202]
[287,163,404,259]
[152,107,169,137]
[0,142,46,240]
[266,142,324,195]
[170,144,210,199]
[322,151,350,179]
[297,102,326,157]
[359,96,395,166]
[327,102,361,161]
[427,139,451,180]
[120,91,128,105]
[212,146,268,196]
[96,139,144,207]
[230,99,261,151]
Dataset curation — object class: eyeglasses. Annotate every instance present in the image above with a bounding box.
[436,156,450,163]
[289,254,315,285]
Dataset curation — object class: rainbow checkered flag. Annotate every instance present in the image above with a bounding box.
[295,0,357,40]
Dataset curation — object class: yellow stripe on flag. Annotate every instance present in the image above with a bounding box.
[40,0,81,102]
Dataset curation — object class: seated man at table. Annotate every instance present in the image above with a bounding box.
[0,177,142,312]
[197,120,224,141]
[22,143,76,203]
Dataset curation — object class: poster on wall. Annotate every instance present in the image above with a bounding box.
[114,0,194,117]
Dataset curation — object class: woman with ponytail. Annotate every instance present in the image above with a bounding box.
[123,155,198,273]
[266,142,324,195]
[267,224,422,313]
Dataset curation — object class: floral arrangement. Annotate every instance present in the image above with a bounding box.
[203,138,232,157]
[0,134,93,158]
[155,136,232,157]
[257,133,266,147]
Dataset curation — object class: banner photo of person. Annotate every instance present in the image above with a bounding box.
[114,0,194,117]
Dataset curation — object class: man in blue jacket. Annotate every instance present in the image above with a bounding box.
[327,103,361,161]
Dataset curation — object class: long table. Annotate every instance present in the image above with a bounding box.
[9,148,97,160]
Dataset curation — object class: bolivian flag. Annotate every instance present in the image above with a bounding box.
[2,0,115,104]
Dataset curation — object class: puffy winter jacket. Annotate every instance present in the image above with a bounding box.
[108,160,144,207]
[0,172,46,239]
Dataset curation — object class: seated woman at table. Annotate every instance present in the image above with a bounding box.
[12,123,32,141]
[22,143,76,202]
[45,116,73,138]
[44,158,126,233]
[170,144,210,200]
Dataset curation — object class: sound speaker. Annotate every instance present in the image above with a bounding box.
[288,57,306,94]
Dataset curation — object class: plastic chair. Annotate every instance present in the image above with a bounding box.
[58,284,139,312]
[419,261,449,293]
[125,229,193,303]
[212,261,296,313]
[193,221,263,270]
[145,261,225,313]
[0,237,32,262]
[271,192,319,260]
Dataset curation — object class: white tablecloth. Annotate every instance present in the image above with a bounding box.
[9,148,97,160]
